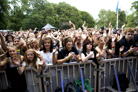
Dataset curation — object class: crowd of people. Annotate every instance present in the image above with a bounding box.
[0,21,138,92]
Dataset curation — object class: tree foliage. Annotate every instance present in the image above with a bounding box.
[0,0,9,29]
[127,0,138,27]
[1,0,95,31]
[97,9,126,28]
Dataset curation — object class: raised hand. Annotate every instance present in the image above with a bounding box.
[53,46,58,54]
[119,46,124,52]
[34,49,41,55]
[13,57,20,66]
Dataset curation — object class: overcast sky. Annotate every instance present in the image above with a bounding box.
[47,0,135,20]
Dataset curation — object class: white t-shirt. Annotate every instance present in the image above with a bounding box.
[40,51,53,65]
[22,58,40,67]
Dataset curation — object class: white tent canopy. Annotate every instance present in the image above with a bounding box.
[42,23,55,29]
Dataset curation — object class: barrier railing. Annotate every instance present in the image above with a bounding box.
[98,57,138,92]
[42,61,97,92]
[0,57,138,92]
[24,67,43,92]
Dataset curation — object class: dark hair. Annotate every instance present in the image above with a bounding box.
[6,34,14,42]
[34,31,38,34]
[82,37,94,53]
[43,37,53,52]
[107,37,117,49]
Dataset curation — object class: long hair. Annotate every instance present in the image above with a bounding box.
[82,37,94,54]
[29,38,39,50]
[42,37,53,52]
[23,49,37,67]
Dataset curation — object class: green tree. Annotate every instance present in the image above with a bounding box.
[97,9,116,28]
[97,9,126,28]
[80,11,95,28]
[0,0,9,29]
[127,0,138,27]
[118,9,126,28]
[3,0,95,30]
[126,13,137,28]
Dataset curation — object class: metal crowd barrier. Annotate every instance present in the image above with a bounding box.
[24,67,43,92]
[42,61,97,92]
[98,57,138,92]
[0,57,138,92]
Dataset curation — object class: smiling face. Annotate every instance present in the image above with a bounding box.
[14,39,20,46]
[64,37,73,49]
[30,41,37,48]
[86,43,92,50]
[27,51,34,61]
[7,36,13,42]
[66,41,73,48]
[76,34,82,42]
[44,39,51,50]
[99,37,105,46]
[8,47,17,58]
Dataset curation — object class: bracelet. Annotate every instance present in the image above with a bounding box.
[103,46,106,49]
[128,50,131,54]
[97,57,101,61]
[39,55,42,58]
[119,52,121,55]
[38,66,41,68]
[66,57,70,60]
[17,49,20,51]
[17,66,21,70]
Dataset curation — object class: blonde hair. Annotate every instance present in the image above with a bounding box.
[23,49,37,67]
[29,38,39,50]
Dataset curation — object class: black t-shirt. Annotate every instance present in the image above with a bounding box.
[58,47,79,63]
[115,36,136,57]
[82,50,99,65]
[5,65,27,92]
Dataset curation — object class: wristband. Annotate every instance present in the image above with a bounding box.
[103,46,106,49]
[17,49,20,51]
[38,66,41,68]
[128,50,131,54]
[119,52,121,55]
[39,55,42,58]
[17,67,19,70]
[67,57,70,60]
[97,57,101,61]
